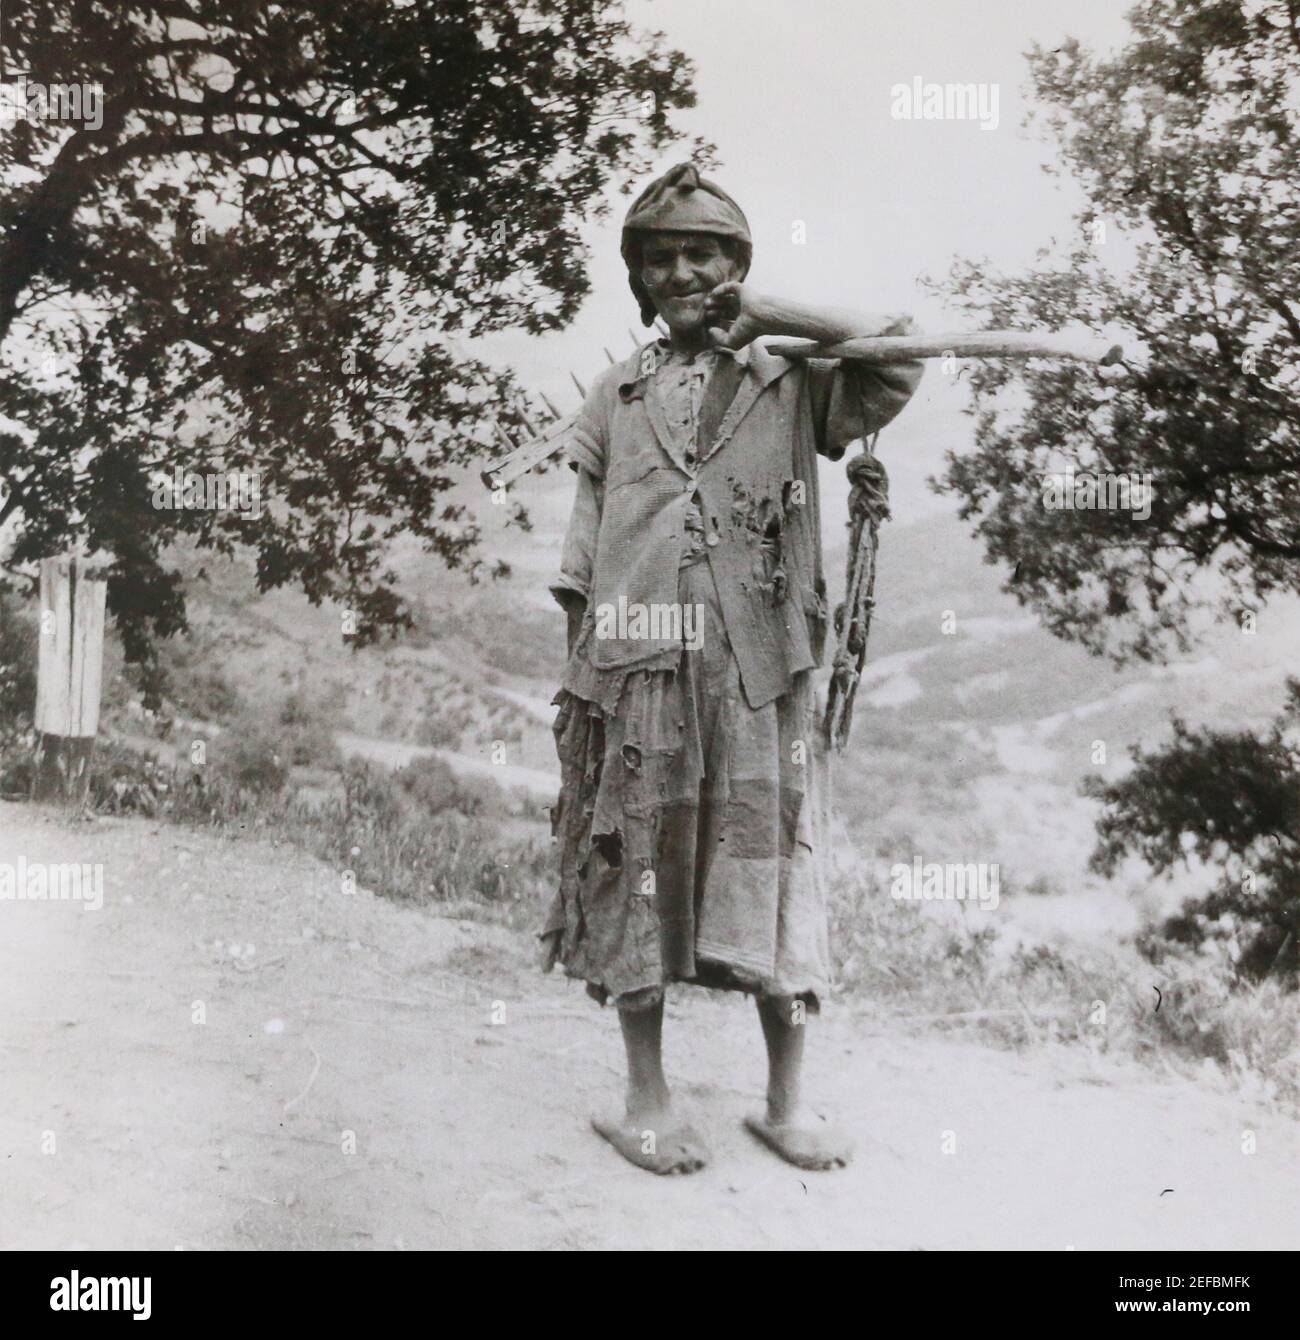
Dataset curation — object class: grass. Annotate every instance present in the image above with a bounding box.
[827,861,1300,1110]
[0,735,556,927]
[84,729,1297,1111]
[5,721,1295,1111]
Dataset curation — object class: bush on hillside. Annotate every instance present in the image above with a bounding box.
[1084,681,1300,985]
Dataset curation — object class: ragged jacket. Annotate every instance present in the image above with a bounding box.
[550,326,924,710]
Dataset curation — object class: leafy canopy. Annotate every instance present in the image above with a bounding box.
[933,0,1300,664]
[0,0,705,664]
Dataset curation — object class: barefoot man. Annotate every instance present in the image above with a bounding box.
[541,162,923,1173]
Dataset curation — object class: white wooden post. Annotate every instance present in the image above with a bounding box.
[33,554,108,800]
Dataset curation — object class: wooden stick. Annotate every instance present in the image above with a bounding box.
[513,395,543,438]
[764,330,1125,366]
[480,329,1127,491]
[480,411,579,491]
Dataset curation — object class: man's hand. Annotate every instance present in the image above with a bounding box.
[706,284,915,352]
[705,281,769,351]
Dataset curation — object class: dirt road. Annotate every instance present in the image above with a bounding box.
[1,801,1296,1250]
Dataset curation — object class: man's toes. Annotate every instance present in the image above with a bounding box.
[808,1133,854,1170]
[591,1113,708,1175]
[744,1112,854,1171]
[665,1124,709,1173]
[806,1146,850,1172]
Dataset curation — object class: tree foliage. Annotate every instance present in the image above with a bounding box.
[935,0,1300,976]
[0,0,705,665]
[933,0,1300,664]
[1084,681,1300,979]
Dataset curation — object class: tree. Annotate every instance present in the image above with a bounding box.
[934,0,1299,664]
[1083,683,1300,980]
[932,0,1300,977]
[0,0,705,674]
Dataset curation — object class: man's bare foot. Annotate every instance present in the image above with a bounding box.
[744,1107,853,1171]
[592,1108,710,1175]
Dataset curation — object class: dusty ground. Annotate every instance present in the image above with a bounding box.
[1,800,1297,1251]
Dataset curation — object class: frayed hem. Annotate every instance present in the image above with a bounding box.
[578,974,822,1016]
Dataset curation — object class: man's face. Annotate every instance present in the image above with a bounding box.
[639,231,742,338]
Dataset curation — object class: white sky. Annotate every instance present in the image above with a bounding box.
[482,0,1139,518]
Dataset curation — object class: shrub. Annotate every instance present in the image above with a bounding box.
[275,688,343,768]
[393,752,460,812]
[215,729,290,794]
[824,858,1300,1108]
[0,592,37,741]
[213,688,342,783]
[322,757,546,911]
[415,712,463,749]
[1083,681,1300,985]
[153,630,240,721]
[450,773,512,819]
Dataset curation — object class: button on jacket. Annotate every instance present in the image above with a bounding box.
[551,325,924,710]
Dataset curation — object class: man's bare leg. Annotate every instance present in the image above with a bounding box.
[592,996,709,1174]
[744,995,854,1170]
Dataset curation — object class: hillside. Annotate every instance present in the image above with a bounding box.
[116,452,1300,957]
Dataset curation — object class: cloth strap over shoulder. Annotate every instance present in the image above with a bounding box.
[698,354,746,451]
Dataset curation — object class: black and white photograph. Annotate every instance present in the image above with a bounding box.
[0,0,1297,1275]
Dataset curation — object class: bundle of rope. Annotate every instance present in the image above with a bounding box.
[822,431,888,753]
